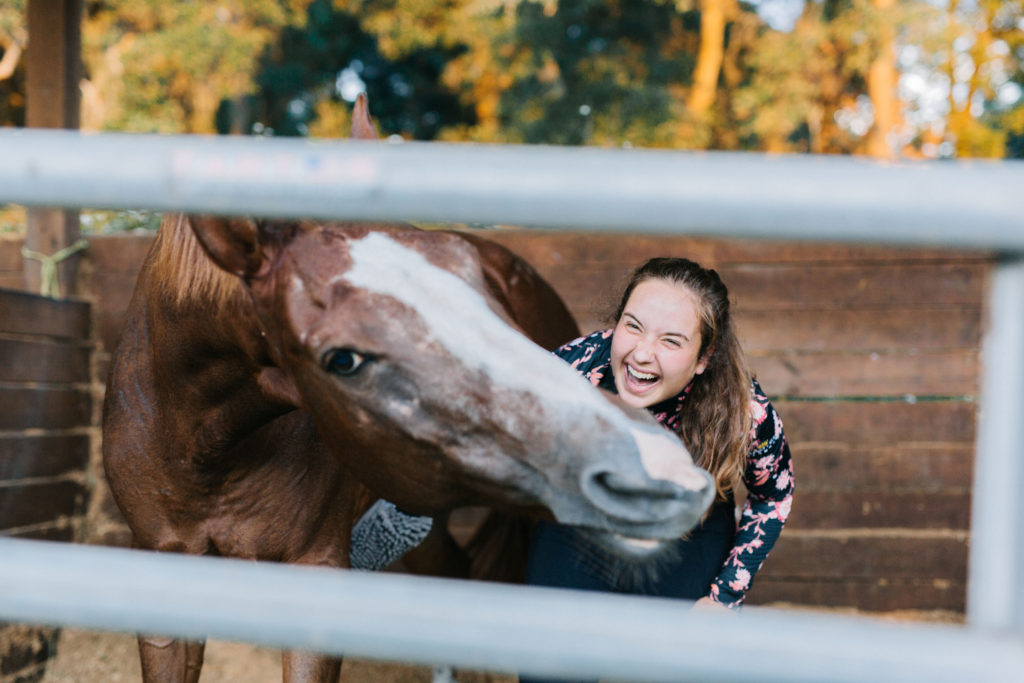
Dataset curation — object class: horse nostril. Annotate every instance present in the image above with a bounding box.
[594,470,677,501]
[581,468,687,524]
[579,465,716,530]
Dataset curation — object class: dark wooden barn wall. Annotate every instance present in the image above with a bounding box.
[0,289,92,539]
[0,229,992,616]
[0,288,93,682]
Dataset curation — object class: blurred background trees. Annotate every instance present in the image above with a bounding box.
[0,0,1021,158]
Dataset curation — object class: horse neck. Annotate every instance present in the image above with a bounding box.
[136,216,291,454]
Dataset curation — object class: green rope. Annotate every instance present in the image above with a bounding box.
[21,239,89,298]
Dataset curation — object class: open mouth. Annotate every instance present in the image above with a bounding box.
[624,364,659,392]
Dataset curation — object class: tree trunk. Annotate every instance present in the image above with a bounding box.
[866,0,900,158]
[687,0,731,115]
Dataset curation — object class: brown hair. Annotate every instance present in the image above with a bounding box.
[615,258,752,500]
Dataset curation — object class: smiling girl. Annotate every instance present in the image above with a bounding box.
[523,257,794,625]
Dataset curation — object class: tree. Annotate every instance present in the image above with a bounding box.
[942,0,1024,157]
[248,0,476,139]
[458,0,705,147]
[81,0,306,133]
[865,0,901,157]
[686,0,735,117]
[735,0,935,156]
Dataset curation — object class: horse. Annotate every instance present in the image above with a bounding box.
[101,94,715,683]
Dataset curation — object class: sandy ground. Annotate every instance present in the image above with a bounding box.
[42,627,516,683]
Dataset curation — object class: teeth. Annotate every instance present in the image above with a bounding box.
[627,365,657,381]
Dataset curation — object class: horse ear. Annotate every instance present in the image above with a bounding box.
[350,92,379,140]
[188,215,266,279]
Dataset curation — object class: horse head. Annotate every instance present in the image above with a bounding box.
[185,96,715,555]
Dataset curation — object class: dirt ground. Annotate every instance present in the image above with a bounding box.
[41,627,516,683]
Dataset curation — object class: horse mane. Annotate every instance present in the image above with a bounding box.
[150,213,246,308]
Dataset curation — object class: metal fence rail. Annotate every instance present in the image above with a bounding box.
[1,128,1022,679]
[1,128,1023,250]
[1,537,1022,683]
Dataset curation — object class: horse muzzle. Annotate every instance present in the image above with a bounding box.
[578,463,716,541]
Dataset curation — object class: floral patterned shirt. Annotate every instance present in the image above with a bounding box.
[555,329,794,607]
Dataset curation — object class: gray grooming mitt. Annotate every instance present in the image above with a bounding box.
[349,499,433,571]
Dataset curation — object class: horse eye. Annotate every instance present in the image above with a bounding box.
[323,348,371,377]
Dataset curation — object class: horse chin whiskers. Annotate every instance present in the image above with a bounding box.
[612,534,663,553]
[575,528,686,589]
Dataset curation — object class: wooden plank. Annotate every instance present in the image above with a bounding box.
[6,523,76,542]
[25,0,83,298]
[85,233,155,273]
[0,479,87,530]
[524,289,983,353]
[760,534,968,580]
[735,307,982,352]
[720,262,988,309]
[0,288,91,339]
[0,387,92,430]
[784,491,971,531]
[791,445,974,492]
[471,232,993,344]
[26,0,81,130]
[747,578,966,613]
[0,337,91,384]
[750,350,979,398]
[498,264,985,353]
[0,237,23,270]
[0,434,91,481]
[776,400,976,445]
[477,230,996,268]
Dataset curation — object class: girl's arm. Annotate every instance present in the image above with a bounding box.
[708,388,794,608]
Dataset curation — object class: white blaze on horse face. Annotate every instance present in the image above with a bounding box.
[341,232,704,490]
[343,233,608,411]
[290,275,309,344]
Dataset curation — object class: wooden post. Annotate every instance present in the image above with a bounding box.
[24,0,83,298]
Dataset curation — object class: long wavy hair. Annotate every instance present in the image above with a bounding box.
[614,258,752,501]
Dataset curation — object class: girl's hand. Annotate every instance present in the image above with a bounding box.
[692,596,730,612]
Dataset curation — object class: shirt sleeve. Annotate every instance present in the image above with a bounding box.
[553,329,614,387]
[708,383,794,608]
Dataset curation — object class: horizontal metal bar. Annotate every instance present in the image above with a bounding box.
[1,537,1022,682]
[1,128,1022,250]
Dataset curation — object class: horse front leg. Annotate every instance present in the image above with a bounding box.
[283,650,342,683]
[138,635,206,683]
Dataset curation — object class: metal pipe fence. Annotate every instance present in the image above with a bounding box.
[1,536,1022,683]
[1,128,1022,679]
[1,128,1022,249]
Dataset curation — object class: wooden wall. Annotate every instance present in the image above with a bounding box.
[0,288,94,682]
[0,229,992,616]
[0,289,92,540]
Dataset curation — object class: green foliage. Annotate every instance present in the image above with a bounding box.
[0,207,162,236]
[0,205,25,234]
[248,0,474,139]
[486,0,701,146]
[1,0,1021,157]
[83,0,301,133]
[0,0,26,126]
[79,210,163,234]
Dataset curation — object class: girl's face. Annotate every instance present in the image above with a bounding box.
[610,278,709,408]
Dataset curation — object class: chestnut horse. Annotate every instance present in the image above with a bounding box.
[102,95,714,683]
